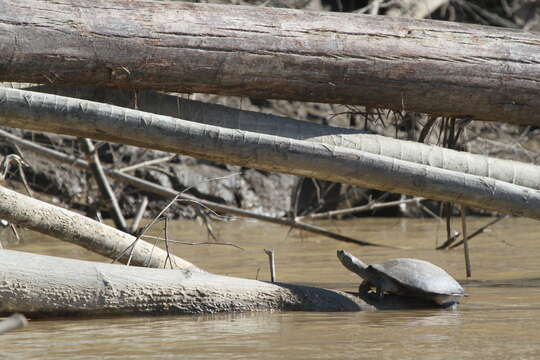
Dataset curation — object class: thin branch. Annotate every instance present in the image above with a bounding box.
[130,196,148,234]
[447,215,509,250]
[141,235,244,250]
[118,155,176,173]
[461,204,472,277]
[79,138,128,232]
[297,196,425,220]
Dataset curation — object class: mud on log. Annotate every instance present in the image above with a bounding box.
[0,0,539,125]
[0,249,445,317]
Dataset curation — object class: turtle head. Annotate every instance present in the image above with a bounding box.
[337,250,370,278]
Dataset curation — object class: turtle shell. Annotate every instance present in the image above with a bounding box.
[370,258,465,296]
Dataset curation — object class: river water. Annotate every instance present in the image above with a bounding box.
[2,217,540,359]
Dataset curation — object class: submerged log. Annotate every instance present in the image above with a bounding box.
[1,88,540,219]
[0,0,539,124]
[0,249,446,317]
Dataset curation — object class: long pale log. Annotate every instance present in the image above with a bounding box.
[0,1,539,125]
[0,184,201,271]
[0,249,446,317]
[1,88,539,219]
[27,85,540,191]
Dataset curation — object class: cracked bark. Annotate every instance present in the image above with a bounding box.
[0,0,539,124]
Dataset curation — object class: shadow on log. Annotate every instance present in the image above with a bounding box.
[0,250,446,318]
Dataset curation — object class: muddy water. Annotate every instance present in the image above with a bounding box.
[2,217,540,359]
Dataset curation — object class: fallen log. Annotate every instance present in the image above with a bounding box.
[0,184,201,271]
[26,85,540,191]
[0,249,447,317]
[0,129,383,247]
[0,1,539,124]
[1,88,539,219]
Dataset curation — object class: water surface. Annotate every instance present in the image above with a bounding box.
[2,217,540,359]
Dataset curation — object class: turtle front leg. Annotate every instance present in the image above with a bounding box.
[358,280,372,296]
[375,285,385,299]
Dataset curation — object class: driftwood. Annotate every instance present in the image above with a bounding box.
[1,88,540,220]
[436,215,508,250]
[79,138,128,232]
[297,197,427,220]
[0,313,27,334]
[25,85,540,191]
[0,184,201,271]
[0,1,539,125]
[0,249,447,317]
[0,129,382,247]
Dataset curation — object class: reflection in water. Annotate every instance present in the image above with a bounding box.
[364,310,463,327]
[3,217,540,359]
[463,277,540,288]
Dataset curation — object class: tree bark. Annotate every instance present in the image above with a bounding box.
[1,88,540,219]
[0,184,201,271]
[0,0,539,125]
[0,249,447,317]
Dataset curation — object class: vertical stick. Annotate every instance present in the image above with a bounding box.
[163,217,175,269]
[130,196,149,234]
[80,138,128,232]
[444,202,453,244]
[461,204,472,277]
[264,249,276,283]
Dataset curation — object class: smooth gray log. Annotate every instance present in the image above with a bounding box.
[0,249,447,317]
[0,1,539,124]
[27,85,540,191]
[1,88,540,219]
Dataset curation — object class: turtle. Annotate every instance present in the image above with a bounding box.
[337,250,467,306]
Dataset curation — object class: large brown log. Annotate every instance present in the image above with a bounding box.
[0,1,539,125]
